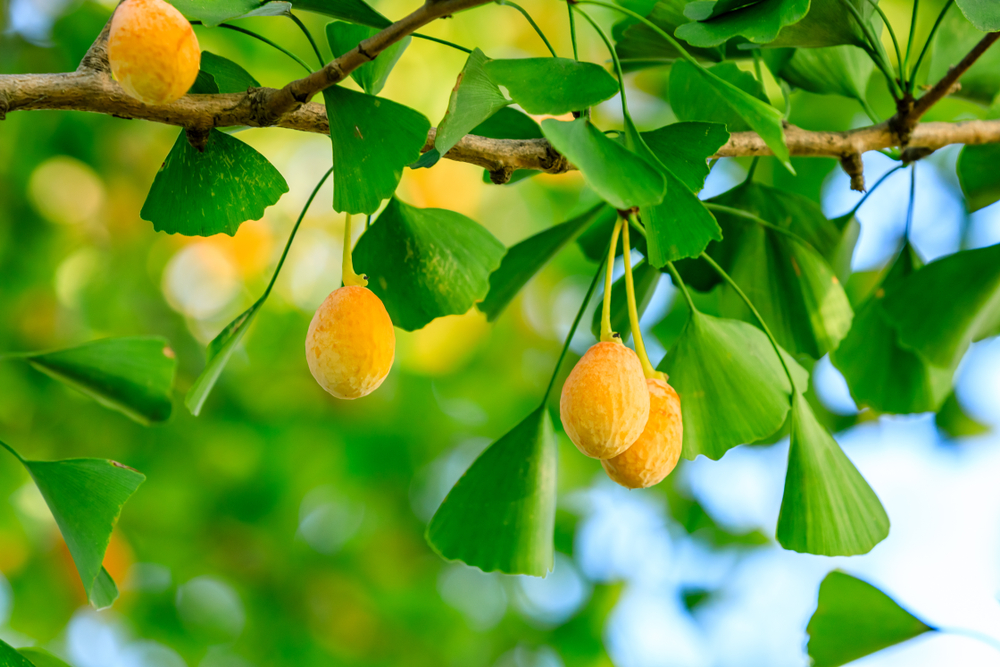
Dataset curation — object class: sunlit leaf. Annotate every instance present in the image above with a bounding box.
[292,0,390,27]
[326,22,409,95]
[832,245,954,414]
[880,243,1000,369]
[168,0,290,26]
[426,407,557,576]
[433,49,510,161]
[26,457,145,608]
[541,118,665,209]
[658,309,808,460]
[807,571,934,667]
[484,58,619,115]
[958,143,1000,212]
[776,393,890,556]
[199,51,260,93]
[0,639,33,667]
[675,0,810,48]
[765,45,873,102]
[25,337,177,425]
[589,259,660,341]
[479,204,613,322]
[353,198,505,331]
[324,86,430,215]
[928,5,1000,103]
[935,391,991,439]
[185,298,265,416]
[955,0,1000,31]
[141,130,289,236]
[18,647,74,667]
[669,60,790,168]
[615,0,726,66]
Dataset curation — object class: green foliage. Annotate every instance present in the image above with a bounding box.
[326,22,409,95]
[675,0,810,48]
[168,0,291,26]
[191,52,261,94]
[293,0,390,27]
[929,5,1000,103]
[958,143,1000,212]
[615,0,727,65]
[353,198,506,331]
[432,49,510,162]
[483,58,619,115]
[0,639,35,667]
[807,571,934,666]
[24,337,177,425]
[776,393,890,556]
[323,86,430,215]
[956,0,1000,31]
[935,391,991,439]
[765,45,873,103]
[589,259,660,341]
[426,407,557,575]
[141,130,289,236]
[16,648,73,667]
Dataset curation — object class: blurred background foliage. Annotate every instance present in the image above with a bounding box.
[1,0,1000,666]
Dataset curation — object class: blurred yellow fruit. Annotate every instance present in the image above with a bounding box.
[306,286,396,400]
[559,341,650,459]
[602,378,683,489]
[108,0,201,105]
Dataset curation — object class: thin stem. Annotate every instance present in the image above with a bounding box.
[904,0,919,73]
[908,0,954,93]
[342,214,368,287]
[703,203,809,245]
[859,96,881,124]
[904,164,916,240]
[624,213,661,379]
[845,164,906,218]
[861,0,904,87]
[572,6,628,113]
[663,262,695,313]
[745,156,760,183]
[542,255,608,404]
[412,33,473,53]
[365,214,371,230]
[575,0,700,68]
[500,0,558,57]
[939,627,1000,654]
[287,12,325,70]
[601,219,624,343]
[752,49,764,85]
[263,167,333,298]
[192,22,314,74]
[0,440,25,464]
[568,1,579,61]
[832,0,902,98]
[699,252,795,390]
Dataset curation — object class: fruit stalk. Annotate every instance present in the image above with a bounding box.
[342,214,368,288]
[622,214,664,381]
[600,219,623,343]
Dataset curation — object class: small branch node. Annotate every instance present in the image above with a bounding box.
[185,126,212,152]
[489,167,514,184]
[839,152,866,192]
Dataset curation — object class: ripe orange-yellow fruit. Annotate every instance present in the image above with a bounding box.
[559,341,650,459]
[306,286,395,400]
[108,0,201,105]
[602,378,683,489]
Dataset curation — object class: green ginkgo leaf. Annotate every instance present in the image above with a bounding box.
[541,118,665,209]
[958,143,1000,212]
[832,245,954,414]
[141,130,289,236]
[955,0,1000,31]
[807,571,934,667]
[292,0,390,27]
[765,45,873,103]
[928,5,1000,104]
[168,0,290,26]
[0,639,33,667]
[658,309,808,460]
[326,21,409,95]
[324,86,430,215]
[615,0,727,66]
[200,51,260,93]
[675,0,810,48]
[433,49,510,161]
[479,204,614,322]
[426,407,557,576]
[19,647,75,667]
[590,259,660,342]
[24,455,145,608]
[484,58,619,115]
[353,198,506,331]
[776,393,890,556]
[880,243,1000,370]
[935,391,991,439]
[25,337,177,425]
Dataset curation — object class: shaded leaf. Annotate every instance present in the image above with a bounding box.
[590,259,660,341]
[26,337,177,425]
[479,204,613,321]
[323,86,430,215]
[658,309,808,460]
[765,45,873,102]
[776,393,890,556]
[928,5,1000,104]
[615,0,726,66]
[831,245,954,414]
[541,118,665,209]
[576,211,649,261]
[353,198,505,331]
[625,119,727,264]
[434,49,510,160]
[169,0,290,26]
[18,648,74,667]
[185,297,265,416]
[935,391,991,439]
[484,58,619,115]
[26,457,145,608]
[958,143,1000,212]
[326,21,409,95]
[0,640,33,667]
[669,60,790,167]
[956,0,1000,31]
[472,107,544,184]
[807,570,934,667]
[199,51,260,93]
[292,0,390,27]
[675,0,810,48]
[141,130,288,236]
[426,407,557,576]
[880,243,1000,369]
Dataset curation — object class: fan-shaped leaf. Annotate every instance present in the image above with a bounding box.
[958,139,1000,212]
[590,259,660,342]
[353,198,505,331]
[323,86,430,215]
[484,58,619,115]
[472,107,544,184]
[25,337,177,425]
[615,0,726,66]
[141,130,289,236]
[25,456,145,608]
[776,393,890,556]
[0,640,33,667]
[426,407,557,576]
[675,0,809,48]
[955,0,1000,31]
[479,204,613,322]
[168,0,290,26]
[658,310,808,460]
[433,49,510,161]
[18,647,74,667]
[541,118,665,209]
[200,51,260,93]
[929,5,1000,104]
[292,0,389,27]
[807,571,934,667]
[326,22,409,95]
[765,45,873,102]
[935,391,991,439]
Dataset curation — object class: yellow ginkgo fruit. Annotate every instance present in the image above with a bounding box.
[602,378,683,489]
